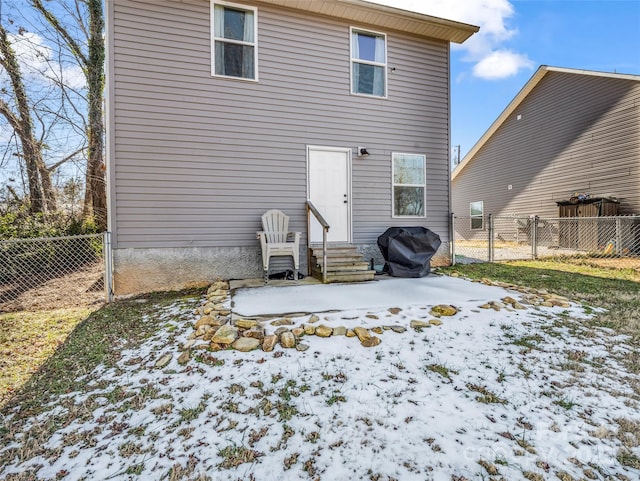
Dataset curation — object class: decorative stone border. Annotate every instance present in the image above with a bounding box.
[177,276,574,362]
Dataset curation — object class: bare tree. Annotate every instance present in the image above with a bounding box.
[31,0,105,230]
[0,22,56,214]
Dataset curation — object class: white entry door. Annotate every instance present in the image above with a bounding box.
[308,146,351,243]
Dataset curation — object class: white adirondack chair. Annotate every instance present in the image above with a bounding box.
[257,209,301,282]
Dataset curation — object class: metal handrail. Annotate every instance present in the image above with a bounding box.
[306,200,330,284]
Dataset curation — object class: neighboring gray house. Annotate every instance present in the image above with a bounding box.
[452,66,640,226]
[106,0,478,294]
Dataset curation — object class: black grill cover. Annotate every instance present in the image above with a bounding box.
[377,227,442,278]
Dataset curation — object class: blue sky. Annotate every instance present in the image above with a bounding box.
[379,0,640,159]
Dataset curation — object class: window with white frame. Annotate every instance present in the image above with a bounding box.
[211,1,257,80]
[392,153,426,217]
[351,28,386,97]
[470,201,484,230]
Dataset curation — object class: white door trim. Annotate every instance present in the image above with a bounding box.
[306,145,352,244]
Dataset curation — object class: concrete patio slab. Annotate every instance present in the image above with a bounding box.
[231,274,512,317]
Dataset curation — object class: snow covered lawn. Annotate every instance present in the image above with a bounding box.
[1,275,639,481]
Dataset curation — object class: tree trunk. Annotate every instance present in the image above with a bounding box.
[31,0,106,229]
[86,0,106,230]
[0,24,55,214]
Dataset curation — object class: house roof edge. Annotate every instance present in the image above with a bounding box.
[451,66,640,181]
[256,0,479,43]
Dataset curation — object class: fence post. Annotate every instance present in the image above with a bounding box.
[488,214,494,262]
[615,217,622,255]
[450,212,456,266]
[532,216,539,259]
[103,231,113,303]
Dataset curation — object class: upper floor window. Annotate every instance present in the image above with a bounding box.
[212,1,257,80]
[392,153,426,217]
[351,28,386,97]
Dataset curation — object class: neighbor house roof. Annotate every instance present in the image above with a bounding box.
[259,0,479,44]
[451,66,640,180]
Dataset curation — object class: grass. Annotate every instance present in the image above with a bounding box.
[424,363,458,381]
[440,259,640,343]
[1,260,639,478]
[0,307,92,407]
[0,288,203,417]
[217,444,264,469]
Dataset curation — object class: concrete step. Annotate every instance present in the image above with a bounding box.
[312,255,365,266]
[311,268,376,283]
[312,261,371,272]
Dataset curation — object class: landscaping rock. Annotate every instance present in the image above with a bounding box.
[235,319,259,329]
[346,329,356,338]
[371,327,383,334]
[296,343,310,352]
[280,331,296,348]
[388,307,402,315]
[354,327,370,342]
[155,354,172,368]
[361,336,381,348]
[209,342,225,352]
[366,314,379,320]
[429,319,443,326]
[211,326,239,345]
[262,335,278,352]
[291,327,305,338]
[203,326,222,341]
[308,315,320,324]
[243,326,265,340]
[195,315,215,329]
[410,320,431,329]
[303,324,316,335]
[177,350,190,365]
[430,304,458,317]
[332,326,347,336]
[195,325,211,337]
[271,318,293,326]
[390,326,407,333]
[232,337,260,352]
[274,327,290,336]
[315,325,333,337]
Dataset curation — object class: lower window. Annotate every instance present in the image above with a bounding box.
[392,153,426,217]
[470,201,484,230]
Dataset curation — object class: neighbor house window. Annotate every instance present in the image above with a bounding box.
[392,153,426,217]
[212,1,257,80]
[351,28,386,97]
[470,201,484,230]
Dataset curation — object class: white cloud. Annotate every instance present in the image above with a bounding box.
[5,31,86,89]
[369,0,535,79]
[472,49,535,79]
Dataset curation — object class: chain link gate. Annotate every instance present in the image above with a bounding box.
[0,232,113,313]
[452,215,640,267]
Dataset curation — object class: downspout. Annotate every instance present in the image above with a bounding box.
[446,41,453,265]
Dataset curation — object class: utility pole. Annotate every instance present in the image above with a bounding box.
[451,145,461,169]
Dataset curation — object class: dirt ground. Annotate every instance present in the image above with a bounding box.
[0,262,105,313]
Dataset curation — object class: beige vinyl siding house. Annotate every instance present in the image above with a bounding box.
[106,0,477,294]
[452,67,640,222]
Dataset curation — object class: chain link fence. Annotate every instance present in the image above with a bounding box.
[453,214,640,268]
[0,233,112,313]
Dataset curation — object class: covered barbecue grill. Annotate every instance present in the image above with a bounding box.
[377,227,441,278]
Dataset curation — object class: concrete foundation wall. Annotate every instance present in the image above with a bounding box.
[114,243,452,296]
[114,246,264,295]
